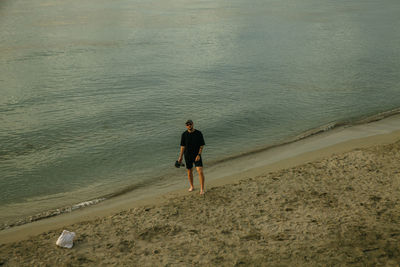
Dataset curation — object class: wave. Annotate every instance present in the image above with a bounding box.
[204,107,400,167]
[1,198,106,231]
[2,107,400,231]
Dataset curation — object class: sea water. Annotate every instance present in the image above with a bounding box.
[1,0,400,226]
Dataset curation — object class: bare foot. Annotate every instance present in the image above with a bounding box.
[188,187,194,192]
[200,190,205,195]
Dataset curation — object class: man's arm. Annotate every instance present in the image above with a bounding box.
[195,146,204,162]
[198,146,204,156]
[178,146,185,163]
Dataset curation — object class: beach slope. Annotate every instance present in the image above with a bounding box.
[1,136,400,265]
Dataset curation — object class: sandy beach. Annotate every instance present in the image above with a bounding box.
[1,118,400,266]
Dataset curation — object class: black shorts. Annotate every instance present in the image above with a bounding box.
[184,154,203,169]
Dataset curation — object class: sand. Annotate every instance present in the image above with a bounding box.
[1,118,400,266]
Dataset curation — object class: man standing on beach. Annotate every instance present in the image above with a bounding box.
[178,119,206,195]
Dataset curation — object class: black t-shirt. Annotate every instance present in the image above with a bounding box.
[180,129,205,156]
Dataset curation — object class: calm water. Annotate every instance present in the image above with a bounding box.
[1,0,400,225]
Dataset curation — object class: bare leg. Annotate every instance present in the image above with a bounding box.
[187,168,194,191]
[196,167,205,194]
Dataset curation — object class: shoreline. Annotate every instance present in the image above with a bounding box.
[1,118,400,265]
[2,108,400,232]
[205,107,400,167]
[1,111,400,245]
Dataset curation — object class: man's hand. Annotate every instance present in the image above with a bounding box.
[195,155,201,162]
[178,146,185,164]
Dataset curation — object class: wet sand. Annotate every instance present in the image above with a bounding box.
[1,118,400,265]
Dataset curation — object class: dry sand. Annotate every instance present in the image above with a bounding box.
[1,130,400,266]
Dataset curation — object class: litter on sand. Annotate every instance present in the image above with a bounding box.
[56,230,76,248]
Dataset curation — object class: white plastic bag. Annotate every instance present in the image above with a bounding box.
[56,230,76,248]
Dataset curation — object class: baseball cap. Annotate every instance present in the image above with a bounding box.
[185,119,193,125]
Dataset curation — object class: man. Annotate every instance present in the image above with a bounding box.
[178,119,206,195]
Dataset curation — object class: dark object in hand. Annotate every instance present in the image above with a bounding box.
[175,161,185,168]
